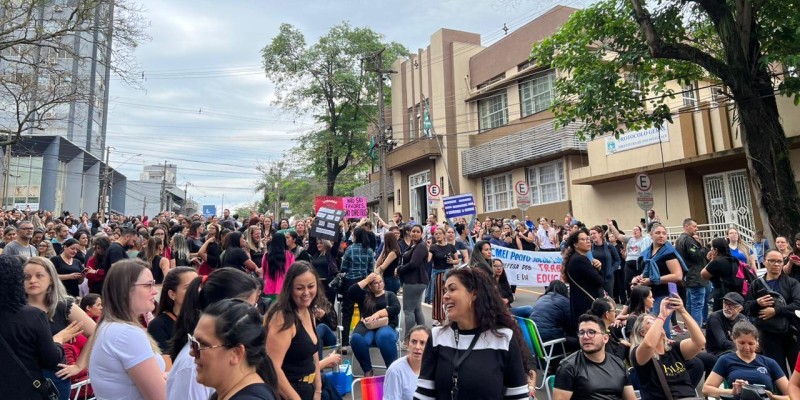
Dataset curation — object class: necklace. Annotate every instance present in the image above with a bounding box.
[216,371,258,400]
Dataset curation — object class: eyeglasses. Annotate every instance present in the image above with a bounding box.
[133,280,156,290]
[765,259,783,264]
[187,333,227,354]
[722,301,742,309]
[577,329,601,338]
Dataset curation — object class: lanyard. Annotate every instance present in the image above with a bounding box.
[451,329,480,400]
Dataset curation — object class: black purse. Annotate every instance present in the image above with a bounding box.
[0,332,60,400]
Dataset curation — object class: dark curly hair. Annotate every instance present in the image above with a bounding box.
[442,267,532,371]
[0,255,27,312]
[265,261,329,332]
[561,228,590,284]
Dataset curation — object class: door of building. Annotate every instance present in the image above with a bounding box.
[409,170,430,225]
[703,170,756,233]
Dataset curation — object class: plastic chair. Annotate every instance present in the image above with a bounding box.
[544,375,556,400]
[514,316,566,389]
[350,375,385,400]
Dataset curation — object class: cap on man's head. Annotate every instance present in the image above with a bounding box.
[722,292,744,306]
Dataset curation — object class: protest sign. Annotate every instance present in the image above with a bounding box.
[442,193,476,219]
[314,196,344,213]
[491,246,563,287]
[343,197,368,219]
[310,207,346,241]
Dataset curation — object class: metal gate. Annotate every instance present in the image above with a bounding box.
[703,170,756,233]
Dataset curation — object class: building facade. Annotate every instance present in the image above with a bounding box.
[356,5,800,237]
[0,0,120,214]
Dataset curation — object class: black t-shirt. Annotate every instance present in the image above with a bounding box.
[223,247,250,271]
[104,242,128,270]
[632,342,697,400]
[50,255,83,297]
[429,243,457,270]
[555,351,631,400]
[704,257,737,292]
[146,312,175,353]
[228,383,277,400]
[649,252,678,298]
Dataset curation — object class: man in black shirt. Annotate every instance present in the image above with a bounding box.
[706,292,746,355]
[554,314,636,400]
[104,226,136,270]
[675,218,710,327]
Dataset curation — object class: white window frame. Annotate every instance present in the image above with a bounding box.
[682,82,698,108]
[408,107,416,139]
[519,70,555,117]
[483,173,513,212]
[478,92,508,132]
[710,86,724,108]
[527,160,567,205]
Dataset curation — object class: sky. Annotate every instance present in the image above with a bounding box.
[106,0,588,214]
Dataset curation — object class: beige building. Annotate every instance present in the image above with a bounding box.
[355,5,800,236]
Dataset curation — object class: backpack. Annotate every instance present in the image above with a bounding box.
[752,277,789,333]
[734,260,757,296]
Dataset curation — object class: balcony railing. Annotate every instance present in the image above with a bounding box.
[353,179,394,204]
[461,121,586,177]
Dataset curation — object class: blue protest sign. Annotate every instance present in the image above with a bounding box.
[442,193,476,219]
[202,205,216,218]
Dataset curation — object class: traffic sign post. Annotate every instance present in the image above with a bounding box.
[634,172,654,211]
[428,184,442,208]
[514,181,531,212]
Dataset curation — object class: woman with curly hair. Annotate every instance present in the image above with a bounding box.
[415,267,530,399]
[0,255,78,399]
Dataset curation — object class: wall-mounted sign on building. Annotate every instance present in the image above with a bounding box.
[605,124,670,155]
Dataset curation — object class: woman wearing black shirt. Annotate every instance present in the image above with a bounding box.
[398,225,429,334]
[265,262,325,399]
[376,230,402,294]
[223,231,259,275]
[51,238,83,297]
[346,272,401,377]
[701,237,739,311]
[198,223,222,273]
[310,238,339,305]
[562,228,605,333]
[140,237,170,284]
[428,228,458,325]
[73,230,90,266]
[147,267,197,353]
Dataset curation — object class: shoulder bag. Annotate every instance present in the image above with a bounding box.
[652,357,702,400]
[0,332,59,400]
[753,277,789,333]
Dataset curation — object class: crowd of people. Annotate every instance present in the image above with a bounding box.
[4,206,800,400]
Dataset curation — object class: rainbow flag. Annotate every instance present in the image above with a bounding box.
[359,376,384,400]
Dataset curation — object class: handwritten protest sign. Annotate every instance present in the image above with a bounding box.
[491,246,563,287]
[314,196,344,213]
[343,197,367,219]
[310,208,346,241]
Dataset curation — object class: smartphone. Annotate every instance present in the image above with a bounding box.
[668,282,678,297]
[791,255,800,262]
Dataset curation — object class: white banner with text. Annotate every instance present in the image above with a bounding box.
[491,246,563,286]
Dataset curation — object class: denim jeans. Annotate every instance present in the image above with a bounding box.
[686,285,711,326]
[652,295,672,339]
[350,325,399,373]
[316,323,338,358]
[44,369,71,400]
[384,276,401,294]
[511,305,534,319]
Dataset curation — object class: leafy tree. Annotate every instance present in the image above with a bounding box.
[262,22,407,195]
[531,0,800,237]
[0,0,148,145]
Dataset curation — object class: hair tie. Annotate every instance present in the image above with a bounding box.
[201,274,209,286]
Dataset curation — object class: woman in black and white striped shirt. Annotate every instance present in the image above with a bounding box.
[414,267,530,400]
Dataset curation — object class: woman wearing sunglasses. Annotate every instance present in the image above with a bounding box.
[166,268,261,400]
[88,259,166,400]
[191,299,278,400]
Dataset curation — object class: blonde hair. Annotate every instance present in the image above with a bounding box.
[630,314,671,357]
[245,225,264,252]
[24,257,71,320]
[727,227,752,258]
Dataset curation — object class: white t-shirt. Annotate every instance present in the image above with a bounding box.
[537,226,556,249]
[89,322,166,400]
[166,342,214,400]
[625,236,653,262]
[383,356,418,400]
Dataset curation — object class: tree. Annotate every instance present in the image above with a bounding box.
[531,0,800,237]
[0,0,148,145]
[254,158,325,217]
[261,22,407,195]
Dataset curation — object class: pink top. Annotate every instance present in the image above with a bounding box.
[263,251,296,295]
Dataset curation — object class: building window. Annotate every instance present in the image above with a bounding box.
[682,82,698,108]
[408,107,416,139]
[478,92,508,132]
[711,86,724,108]
[519,70,555,117]
[527,160,566,205]
[483,173,513,212]
[625,72,643,102]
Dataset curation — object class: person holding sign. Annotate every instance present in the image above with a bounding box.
[428,228,459,326]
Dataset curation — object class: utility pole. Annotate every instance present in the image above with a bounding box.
[272,161,284,220]
[98,146,111,222]
[1,145,10,208]
[142,197,147,217]
[367,49,396,219]
[160,160,167,213]
[184,182,189,214]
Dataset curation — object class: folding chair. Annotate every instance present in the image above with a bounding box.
[514,316,566,389]
[350,375,385,400]
[70,379,94,400]
[544,375,556,400]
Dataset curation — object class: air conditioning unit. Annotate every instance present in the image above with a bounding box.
[54,5,63,12]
